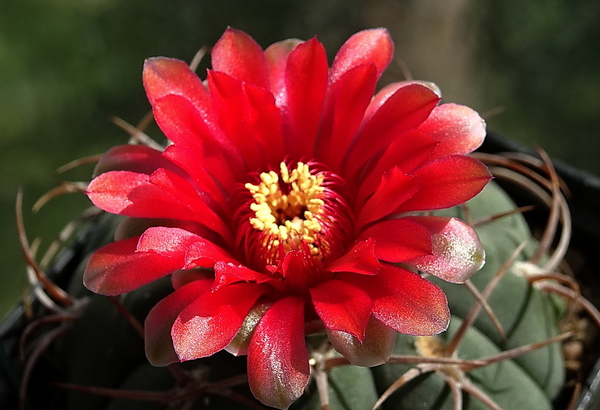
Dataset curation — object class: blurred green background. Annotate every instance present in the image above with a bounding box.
[1,0,599,316]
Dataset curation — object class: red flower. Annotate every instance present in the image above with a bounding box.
[84,28,491,409]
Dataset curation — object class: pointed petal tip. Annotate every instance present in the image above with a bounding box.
[142,56,189,79]
[408,216,486,283]
[218,27,251,47]
[357,27,393,48]
[326,238,381,275]
[408,80,442,98]
[142,57,191,89]
[212,27,269,88]
[420,103,487,158]
[142,56,210,110]
[331,27,394,83]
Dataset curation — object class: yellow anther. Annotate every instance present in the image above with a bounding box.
[247,162,325,256]
[280,162,290,183]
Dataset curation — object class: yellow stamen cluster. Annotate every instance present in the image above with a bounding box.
[245,162,325,256]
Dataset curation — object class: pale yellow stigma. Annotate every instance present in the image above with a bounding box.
[245,162,325,255]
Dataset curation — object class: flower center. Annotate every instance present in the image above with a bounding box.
[238,161,352,272]
[245,162,326,257]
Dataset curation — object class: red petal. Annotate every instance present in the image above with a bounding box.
[143,57,211,112]
[248,297,310,409]
[326,238,381,275]
[88,169,230,239]
[310,280,373,340]
[143,58,234,171]
[327,316,396,367]
[148,168,231,240]
[84,236,184,295]
[330,28,393,83]
[136,226,201,253]
[419,103,486,159]
[208,71,262,163]
[281,250,310,294]
[355,129,438,204]
[208,70,284,168]
[342,265,450,335]
[161,144,229,210]
[359,219,432,262]
[144,58,246,191]
[144,278,213,366]
[244,83,285,161]
[395,155,492,212]
[211,28,269,89]
[359,81,440,129]
[85,226,225,296]
[281,38,328,157]
[151,94,244,191]
[172,283,266,361]
[406,216,485,283]
[138,227,226,267]
[316,63,378,172]
[343,83,440,177]
[265,39,302,105]
[356,168,419,228]
[144,58,246,180]
[87,171,159,214]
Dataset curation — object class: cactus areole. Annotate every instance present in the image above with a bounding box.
[82,28,491,409]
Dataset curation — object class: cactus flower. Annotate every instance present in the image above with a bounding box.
[83,28,491,409]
